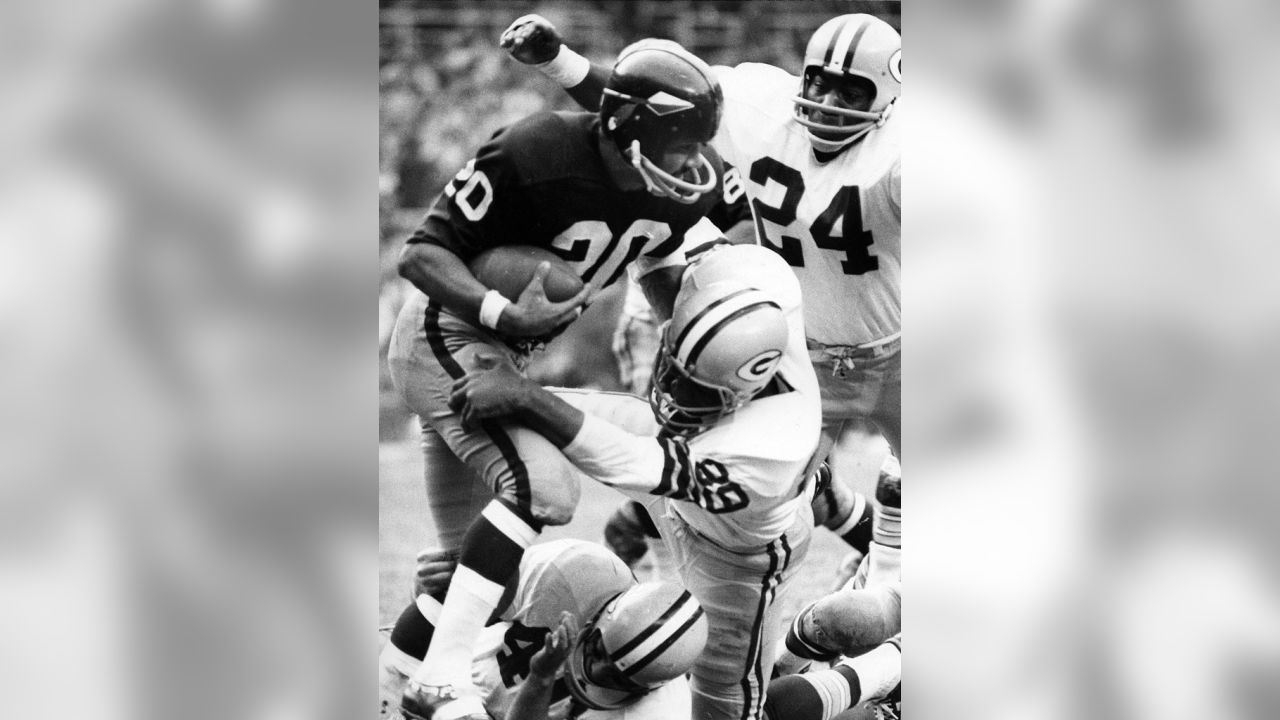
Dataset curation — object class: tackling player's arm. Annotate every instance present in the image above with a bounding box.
[449,354,587,447]
[500,14,607,111]
[449,361,748,505]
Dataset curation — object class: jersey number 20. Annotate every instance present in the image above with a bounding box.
[749,157,878,276]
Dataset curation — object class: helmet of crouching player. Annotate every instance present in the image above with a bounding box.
[565,581,708,710]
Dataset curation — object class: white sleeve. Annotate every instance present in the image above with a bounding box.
[561,414,668,494]
[630,216,725,278]
[564,412,781,510]
[551,388,659,437]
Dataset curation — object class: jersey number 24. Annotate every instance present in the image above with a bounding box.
[749,157,878,276]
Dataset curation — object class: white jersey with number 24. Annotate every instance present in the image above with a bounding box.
[711,62,901,347]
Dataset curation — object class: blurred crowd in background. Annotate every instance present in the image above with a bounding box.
[378,0,892,438]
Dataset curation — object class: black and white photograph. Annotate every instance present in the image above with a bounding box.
[379,3,901,719]
[4,2,1280,720]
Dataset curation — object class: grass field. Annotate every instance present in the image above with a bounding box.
[378,431,889,628]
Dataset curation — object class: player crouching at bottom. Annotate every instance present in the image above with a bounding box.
[382,540,706,720]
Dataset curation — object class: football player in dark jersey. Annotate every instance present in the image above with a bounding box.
[388,39,727,720]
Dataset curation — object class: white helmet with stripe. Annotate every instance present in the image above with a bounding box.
[650,275,788,434]
[793,13,902,152]
[565,582,708,710]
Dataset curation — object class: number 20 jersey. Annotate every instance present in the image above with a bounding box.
[711,63,901,347]
[408,111,723,292]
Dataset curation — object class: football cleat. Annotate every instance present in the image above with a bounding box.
[400,682,487,720]
[808,584,901,658]
[872,454,901,550]
[875,454,901,509]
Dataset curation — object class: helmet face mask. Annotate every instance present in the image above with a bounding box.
[600,39,723,203]
[793,14,902,153]
[795,70,880,137]
[579,627,653,694]
[565,618,642,711]
[565,583,708,711]
[650,324,752,435]
[649,280,788,436]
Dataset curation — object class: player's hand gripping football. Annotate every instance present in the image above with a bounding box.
[498,261,592,339]
[499,14,563,65]
[448,352,538,427]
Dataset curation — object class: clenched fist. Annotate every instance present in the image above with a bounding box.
[499,14,564,65]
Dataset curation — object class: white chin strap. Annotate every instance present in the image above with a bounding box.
[628,140,716,204]
[792,97,895,153]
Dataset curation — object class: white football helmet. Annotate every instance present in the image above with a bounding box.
[650,277,788,434]
[793,14,902,152]
[565,582,707,710]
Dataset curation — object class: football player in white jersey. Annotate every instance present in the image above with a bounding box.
[502,11,903,467]
[448,244,821,720]
[384,539,708,720]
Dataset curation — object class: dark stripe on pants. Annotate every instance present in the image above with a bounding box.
[481,421,534,511]
[424,300,465,379]
[424,301,533,511]
[741,536,790,720]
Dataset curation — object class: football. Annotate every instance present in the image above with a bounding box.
[468,245,584,303]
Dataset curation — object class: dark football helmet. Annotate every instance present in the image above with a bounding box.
[600,39,723,203]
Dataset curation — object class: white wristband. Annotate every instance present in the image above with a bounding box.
[535,45,591,88]
[478,290,511,330]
